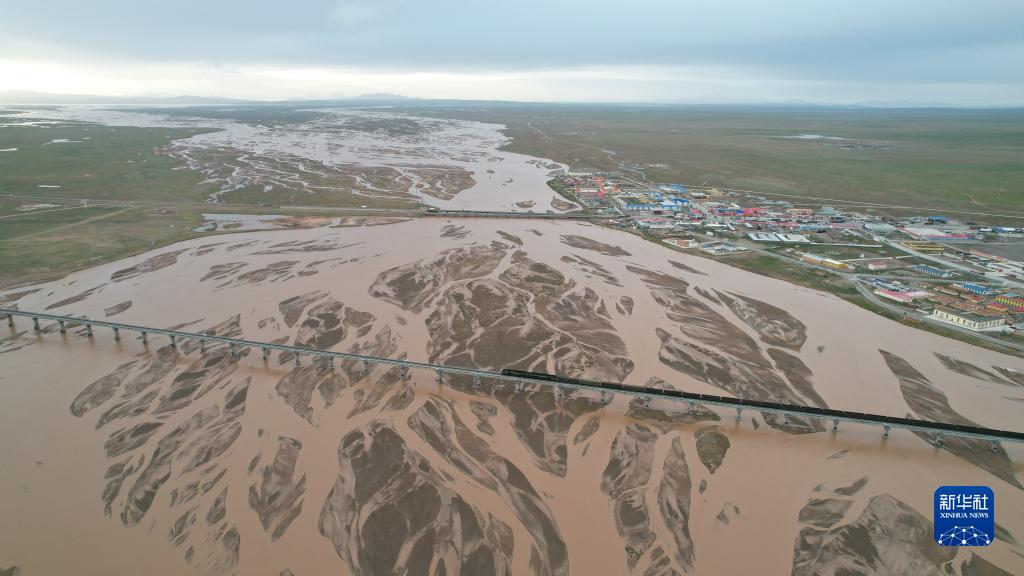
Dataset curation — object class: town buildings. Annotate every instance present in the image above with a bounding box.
[931,308,1006,331]
[995,294,1024,311]
[800,252,853,271]
[875,289,932,304]
[856,258,906,271]
[912,264,955,278]
[554,171,1024,335]
[955,282,995,296]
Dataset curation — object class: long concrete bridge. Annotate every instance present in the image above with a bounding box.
[3,308,1023,449]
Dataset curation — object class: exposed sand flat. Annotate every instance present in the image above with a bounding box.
[0,218,1022,575]
[104,300,132,317]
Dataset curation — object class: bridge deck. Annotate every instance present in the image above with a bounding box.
[3,308,1022,446]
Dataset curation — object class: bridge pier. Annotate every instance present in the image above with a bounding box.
[363,360,370,376]
[294,354,301,367]
[6,314,12,327]
[4,307,1022,451]
[328,357,335,370]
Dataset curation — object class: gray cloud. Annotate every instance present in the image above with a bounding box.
[1,0,1021,101]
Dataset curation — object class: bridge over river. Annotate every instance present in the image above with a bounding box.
[3,307,1022,450]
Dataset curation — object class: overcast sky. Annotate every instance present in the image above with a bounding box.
[1,0,1021,104]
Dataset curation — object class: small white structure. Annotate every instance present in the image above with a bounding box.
[663,238,699,249]
[635,218,676,230]
[930,308,1006,332]
[864,223,897,233]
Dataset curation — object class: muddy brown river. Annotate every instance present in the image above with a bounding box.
[1,217,1023,575]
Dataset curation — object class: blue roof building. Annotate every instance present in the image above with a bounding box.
[624,203,657,212]
[913,264,954,278]
[956,282,994,295]
[656,203,685,212]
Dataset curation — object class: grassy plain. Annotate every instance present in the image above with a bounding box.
[410,104,1024,223]
[0,118,220,286]
[0,203,209,288]
[711,251,859,296]
[0,119,218,203]
[0,113,424,287]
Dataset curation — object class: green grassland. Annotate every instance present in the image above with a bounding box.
[0,119,221,286]
[0,201,207,288]
[713,251,860,296]
[0,115,423,287]
[0,204,119,241]
[0,119,219,203]
[409,104,1024,223]
[0,193,394,288]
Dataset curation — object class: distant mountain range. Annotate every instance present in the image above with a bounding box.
[1,89,1017,109]
[342,92,416,102]
[0,90,249,105]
